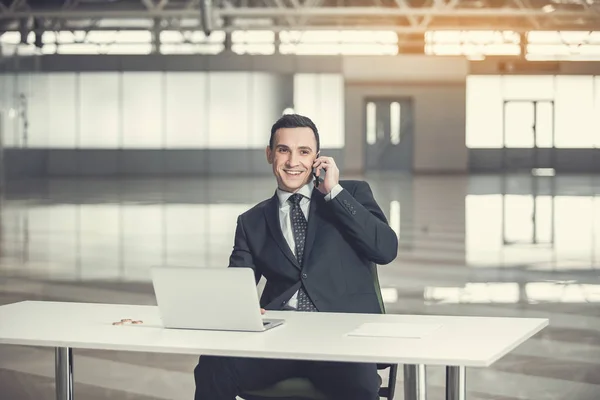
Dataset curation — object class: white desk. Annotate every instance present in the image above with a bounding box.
[0,301,548,400]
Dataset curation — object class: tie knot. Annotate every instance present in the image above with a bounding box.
[288,193,303,206]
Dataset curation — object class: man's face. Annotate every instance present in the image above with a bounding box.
[266,127,318,193]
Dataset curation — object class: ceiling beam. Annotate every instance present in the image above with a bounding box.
[0,6,598,19]
[4,23,599,32]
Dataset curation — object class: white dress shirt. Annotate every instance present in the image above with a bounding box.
[276,179,343,309]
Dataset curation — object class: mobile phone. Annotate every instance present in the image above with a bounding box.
[313,167,325,187]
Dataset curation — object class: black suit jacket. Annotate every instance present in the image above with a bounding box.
[228,180,398,314]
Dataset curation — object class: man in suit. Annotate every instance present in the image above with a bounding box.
[194,114,398,400]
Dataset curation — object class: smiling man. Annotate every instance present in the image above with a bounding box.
[193,113,398,400]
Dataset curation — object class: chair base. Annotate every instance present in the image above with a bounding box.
[239,376,328,400]
[239,374,387,400]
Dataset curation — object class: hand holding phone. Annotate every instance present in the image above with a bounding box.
[312,155,339,194]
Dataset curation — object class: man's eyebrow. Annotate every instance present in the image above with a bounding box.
[298,146,314,152]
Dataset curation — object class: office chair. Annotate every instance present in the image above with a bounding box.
[239,265,398,400]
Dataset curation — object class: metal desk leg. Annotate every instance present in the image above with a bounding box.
[445,366,466,400]
[403,364,426,400]
[55,347,74,400]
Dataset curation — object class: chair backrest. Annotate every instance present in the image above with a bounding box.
[371,264,386,314]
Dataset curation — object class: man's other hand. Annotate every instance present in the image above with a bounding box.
[260,308,265,315]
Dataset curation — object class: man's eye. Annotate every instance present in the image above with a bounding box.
[278,148,288,153]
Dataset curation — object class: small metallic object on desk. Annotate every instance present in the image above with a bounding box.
[112,319,143,325]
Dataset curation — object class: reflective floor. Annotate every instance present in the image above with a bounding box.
[1,173,600,400]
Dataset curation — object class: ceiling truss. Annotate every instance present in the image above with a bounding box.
[0,0,599,33]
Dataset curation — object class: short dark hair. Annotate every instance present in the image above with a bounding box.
[269,114,320,153]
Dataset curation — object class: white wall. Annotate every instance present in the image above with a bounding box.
[342,56,469,173]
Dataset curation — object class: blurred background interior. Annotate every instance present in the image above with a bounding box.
[1,0,600,399]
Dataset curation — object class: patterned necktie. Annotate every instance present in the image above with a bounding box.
[288,193,318,312]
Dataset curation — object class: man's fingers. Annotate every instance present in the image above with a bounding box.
[313,157,336,170]
[260,308,266,315]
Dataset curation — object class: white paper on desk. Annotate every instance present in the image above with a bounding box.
[346,323,442,339]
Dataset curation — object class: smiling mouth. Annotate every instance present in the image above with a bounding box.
[284,170,304,176]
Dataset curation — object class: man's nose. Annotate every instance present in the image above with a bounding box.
[287,151,299,166]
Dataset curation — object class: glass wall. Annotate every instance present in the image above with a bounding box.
[0,71,344,149]
[466,75,600,149]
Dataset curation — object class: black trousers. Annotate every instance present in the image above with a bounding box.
[193,355,380,400]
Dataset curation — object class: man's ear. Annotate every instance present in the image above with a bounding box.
[266,146,273,164]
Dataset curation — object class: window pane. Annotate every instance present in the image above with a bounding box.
[466,75,503,148]
[555,76,594,148]
[294,74,318,130]
[250,73,288,149]
[48,73,77,148]
[317,74,344,148]
[0,74,18,147]
[122,72,163,148]
[535,101,554,148]
[165,72,208,148]
[294,73,344,148]
[390,102,401,145]
[27,73,49,147]
[7,74,32,148]
[79,73,119,148]
[208,73,250,148]
[366,102,376,145]
[504,102,534,148]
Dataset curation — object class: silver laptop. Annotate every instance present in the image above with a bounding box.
[151,266,284,332]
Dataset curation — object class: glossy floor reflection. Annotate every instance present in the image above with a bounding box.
[1,173,600,400]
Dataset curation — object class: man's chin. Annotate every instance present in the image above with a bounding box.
[279,177,308,192]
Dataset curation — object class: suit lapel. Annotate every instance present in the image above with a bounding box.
[264,193,301,270]
[302,189,325,265]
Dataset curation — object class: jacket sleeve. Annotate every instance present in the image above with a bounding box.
[325,181,398,264]
[228,215,262,283]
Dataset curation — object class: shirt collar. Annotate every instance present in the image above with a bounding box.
[277,179,314,208]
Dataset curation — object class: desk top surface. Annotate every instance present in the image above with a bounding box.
[0,301,548,367]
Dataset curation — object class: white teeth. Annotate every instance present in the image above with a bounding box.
[285,171,302,175]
